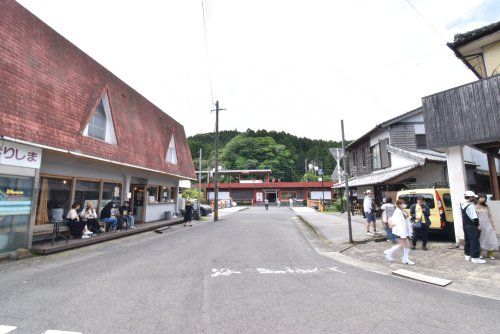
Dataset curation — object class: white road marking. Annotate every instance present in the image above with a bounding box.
[0,326,17,334]
[328,267,347,274]
[43,330,82,334]
[211,268,241,277]
[211,266,346,277]
[256,268,287,274]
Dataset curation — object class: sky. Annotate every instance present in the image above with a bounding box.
[17,0,500,141]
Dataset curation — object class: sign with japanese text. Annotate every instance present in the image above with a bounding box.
[0,140,42,169]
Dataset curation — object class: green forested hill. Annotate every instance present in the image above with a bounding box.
[188,129,343,182]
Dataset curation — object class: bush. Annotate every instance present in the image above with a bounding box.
[181,188,205,201]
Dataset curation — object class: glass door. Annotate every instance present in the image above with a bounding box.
[0,174,34,253]
[130,184,145,223]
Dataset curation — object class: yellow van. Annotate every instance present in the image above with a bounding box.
[396,188,454,238]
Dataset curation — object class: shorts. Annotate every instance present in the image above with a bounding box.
[365,211,376,223]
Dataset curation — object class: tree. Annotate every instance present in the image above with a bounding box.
[188,129,348,182]
[221,135,297,181]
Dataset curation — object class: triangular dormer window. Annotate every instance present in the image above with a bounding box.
[83,92,117,145]
[166,134,177,164]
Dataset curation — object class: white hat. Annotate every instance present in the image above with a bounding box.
[366,190,373,194]
[464,190,478,198]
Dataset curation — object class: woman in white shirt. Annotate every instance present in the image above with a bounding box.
[80,201,105,234]
[383,199,414,265]
[67,202,92,239]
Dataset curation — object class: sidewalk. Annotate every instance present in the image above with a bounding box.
[291,208,382,251]
[293,208,500,300]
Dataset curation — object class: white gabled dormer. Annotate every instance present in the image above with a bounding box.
[83,92,117,145]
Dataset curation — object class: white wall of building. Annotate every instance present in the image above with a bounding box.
[414,163,447,184]
[462,146,499,172]
[369,129,390,147]
[389,153,416,169]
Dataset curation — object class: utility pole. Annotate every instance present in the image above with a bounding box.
[198,148,202,219]
[341,120,353,243]
[212,100,225,221]
[321,161,324,209]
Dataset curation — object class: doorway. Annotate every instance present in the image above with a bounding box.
[265,190,277,203]
[130,184,146,223]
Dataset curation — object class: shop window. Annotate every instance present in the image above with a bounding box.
[74,180,100,211]
[166,134,178,164]
[0,175,34,253]
[147,186,160,204]
[83,92,117,145]
[159,186,175,203]
[102,182,122,209]
[36,177,72,225]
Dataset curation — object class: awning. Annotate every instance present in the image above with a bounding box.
[334,165,419,188]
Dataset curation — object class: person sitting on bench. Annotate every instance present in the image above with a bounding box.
[67,202,93,239]
[49,202,64,222]
[80,201,105,234]
[101,201,118,232]
[119,201,135,230]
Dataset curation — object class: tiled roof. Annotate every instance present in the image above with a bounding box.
[449,21,500,48]
[0,0,195,179]
[387,146,447,164]
[333,165,419,188]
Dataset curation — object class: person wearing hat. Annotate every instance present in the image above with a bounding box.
[461,190,485,264]
[363,190,378,235]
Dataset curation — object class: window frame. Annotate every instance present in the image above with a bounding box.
[38,174,123,216]
[166,132,178,165]
[371,143,381,171]
[82,90,118,145]
[87,101,107,141]
[416,134,427,149]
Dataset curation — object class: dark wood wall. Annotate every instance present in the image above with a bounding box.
[390,125,417,150]
[422,75,500,148]
[349,140,372,177]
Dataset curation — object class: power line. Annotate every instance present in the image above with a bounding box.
[329,63,393,113]
[404,0,446,42]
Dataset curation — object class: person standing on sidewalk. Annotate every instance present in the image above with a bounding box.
[277,198,281,208]
[289,198,293,208]
[265,198,269,211]
[381,197,396,243]
[461,191,486,264]
[410,197,431,250]
[476,194,498,260]
[183,201,193,227]
[384,199,414,265]
[363,190,378,235]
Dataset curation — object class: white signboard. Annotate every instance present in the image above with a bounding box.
[208,191,230,200]
[0,140,42,169]
[310,191,332,200]
[256,192,263,202]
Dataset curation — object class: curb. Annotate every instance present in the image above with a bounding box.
[296,213,370,246]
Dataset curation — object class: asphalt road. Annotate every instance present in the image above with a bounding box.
[0,207,499,334]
